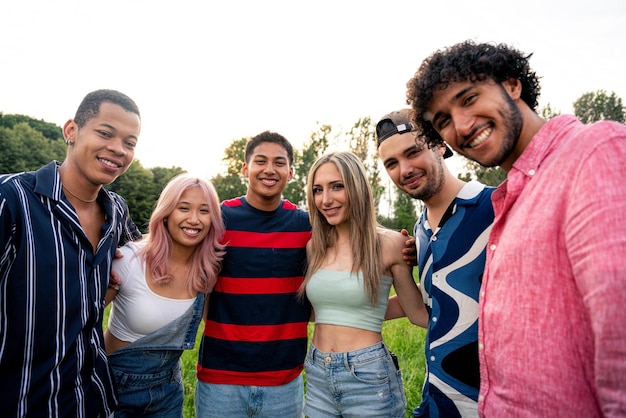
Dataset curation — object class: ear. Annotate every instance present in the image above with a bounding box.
[241,162,249,178]
[288,166,294,181]
[502,78,522,100]
[63,120,77,144]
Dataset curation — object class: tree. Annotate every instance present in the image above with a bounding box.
[539,103,561,120]
[393,191,418,231]
[0,113,63,141]
[573,90,625,123]
[458,158,507,187]
[347,117,384,211]
[212,172,248,201]
[0,122,65,173]
[283,123,331,206]
[211,138,248,201]
[109,163,184,232]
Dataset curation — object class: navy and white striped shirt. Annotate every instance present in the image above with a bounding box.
[0,161,141,417]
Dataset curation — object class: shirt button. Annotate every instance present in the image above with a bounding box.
[489,244,496,251]
[478,343,484,350]
[430,356,435,361]
[480,291,485,298]
[479,395,485,402]
[528,169,536,176]
[432,316,438,322]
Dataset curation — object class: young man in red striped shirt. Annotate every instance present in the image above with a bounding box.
[195,131,312,417]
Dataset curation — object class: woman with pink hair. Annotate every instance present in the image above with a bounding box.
[104,174,225,417]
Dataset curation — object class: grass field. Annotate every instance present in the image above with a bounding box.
[105,307,427,418]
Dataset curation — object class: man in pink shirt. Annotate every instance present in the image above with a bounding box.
[405,40,626,417]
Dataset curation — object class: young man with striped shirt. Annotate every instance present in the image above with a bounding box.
[195,131,312,417]
[0,90,142,417]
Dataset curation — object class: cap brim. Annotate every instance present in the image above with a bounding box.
[443,145,453,159]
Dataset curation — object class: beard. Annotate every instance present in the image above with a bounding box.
[479,86,524,168]
[407,154,445,201]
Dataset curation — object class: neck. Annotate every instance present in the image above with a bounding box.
[63,184,98,203]
[245,192,282,212]
[424,173,464,213]
[58,163,99,204]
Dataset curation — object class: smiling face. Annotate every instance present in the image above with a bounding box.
[378,132,446,202]
[425,78,523,170]
[311,162,349,227]
[63,101,141,187]
[166,186,212,249]
[242,141,293,210]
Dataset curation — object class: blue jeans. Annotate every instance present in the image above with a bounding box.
[304,341,406,418]
[110,358,184,418]
[194,375,304,417]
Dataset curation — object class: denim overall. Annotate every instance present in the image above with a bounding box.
[107,293,205,418]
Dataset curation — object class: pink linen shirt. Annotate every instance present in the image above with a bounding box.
[478,115,626,417]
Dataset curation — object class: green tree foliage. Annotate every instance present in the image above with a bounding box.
[573,90,625,123]
[210,138,248,201]
[389,192,418,231]
[150,166,187,195]
[284,123,331,207]
[108,163,186,232]
[539,103,561,120]
[457,158,507,187]
[212,172,248,202]
[347,117,384,211]
[0,113,63,141]
[0,122,66,173]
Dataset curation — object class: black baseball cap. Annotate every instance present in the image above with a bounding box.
[375,108,453,158]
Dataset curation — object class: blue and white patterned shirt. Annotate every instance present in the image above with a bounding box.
[413,180,494,418]
[0,161,141,417]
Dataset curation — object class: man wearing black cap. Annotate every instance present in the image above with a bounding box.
[377,108,494,418]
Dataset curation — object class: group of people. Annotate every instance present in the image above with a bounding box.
[1,38,625,418]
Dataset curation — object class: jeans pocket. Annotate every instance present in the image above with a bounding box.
[349,358,389,384]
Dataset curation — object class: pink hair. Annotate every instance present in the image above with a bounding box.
[140,174,225,294]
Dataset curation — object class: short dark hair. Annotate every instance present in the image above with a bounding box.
[245,131,294,165]
[406,40,541,147]
[74,89,140,128]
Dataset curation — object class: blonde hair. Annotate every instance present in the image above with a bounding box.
[302,151,382,305]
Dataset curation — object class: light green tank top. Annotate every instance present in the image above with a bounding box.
[306,269,392,332]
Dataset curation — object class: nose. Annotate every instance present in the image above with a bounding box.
[188,210,200,224]
[399,158,416,179]
[451,109,474,139]
[321,190,333,206]
[108,138,127,156]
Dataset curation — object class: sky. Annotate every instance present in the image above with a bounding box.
[1,0,625,179]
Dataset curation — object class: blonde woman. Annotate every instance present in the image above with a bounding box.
[302,151,428,418]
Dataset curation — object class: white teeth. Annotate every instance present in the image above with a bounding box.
[99,158,120,168]
[469,127,492,148]
[182,228,200,235]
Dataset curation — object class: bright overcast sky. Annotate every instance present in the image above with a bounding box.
[1,0,625,178]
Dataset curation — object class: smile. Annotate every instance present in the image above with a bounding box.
[468,126,493,148]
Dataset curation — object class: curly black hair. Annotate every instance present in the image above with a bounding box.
[406,40,541,147]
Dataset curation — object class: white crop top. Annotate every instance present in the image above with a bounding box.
[107,242,195,342]
[305,269,393,333]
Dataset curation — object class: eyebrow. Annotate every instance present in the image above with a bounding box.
[429,85,476,124]
[313,179,342,187]
[97,123,139,141]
